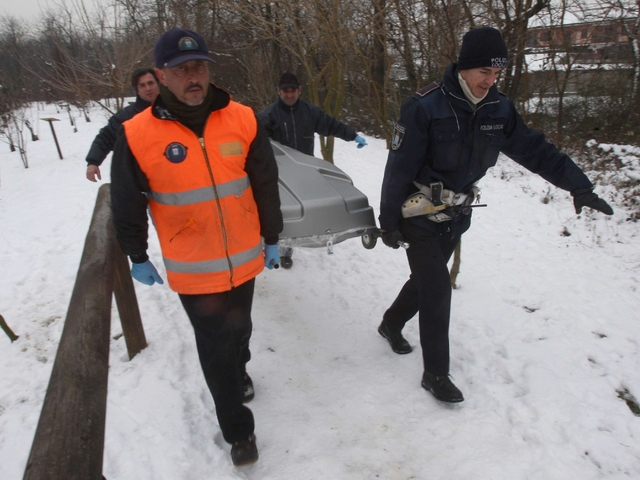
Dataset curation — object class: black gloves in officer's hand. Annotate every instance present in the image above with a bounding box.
[380,230,405,249]
[571,188,614,215]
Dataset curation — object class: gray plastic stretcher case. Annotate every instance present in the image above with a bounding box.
[272,141,378,248]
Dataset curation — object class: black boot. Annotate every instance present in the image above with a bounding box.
[378,321,412,354]
[231,434,259,466]
[421,371,464,403]
[242,372,254,403]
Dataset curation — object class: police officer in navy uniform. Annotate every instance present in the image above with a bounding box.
[377,27,613,403]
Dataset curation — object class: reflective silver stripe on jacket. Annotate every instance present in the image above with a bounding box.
[149,176,250,206]
[163,243,263,274]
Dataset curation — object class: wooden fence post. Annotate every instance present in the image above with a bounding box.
[450,240,462,289]
[0,314,19,342]
[112,242,147,359]
[40,118,63,160]
[23,184,114,480]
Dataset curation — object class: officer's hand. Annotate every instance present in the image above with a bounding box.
[264,244,280,269]
[571,188,614,215]
[131,260,164,286]
[354,135,368,149]
[86,165,101,182]
[380,230,404,249]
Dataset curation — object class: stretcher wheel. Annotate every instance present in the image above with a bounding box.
[361,232,377,249]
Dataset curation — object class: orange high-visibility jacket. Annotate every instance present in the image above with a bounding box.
[124,102,264,294]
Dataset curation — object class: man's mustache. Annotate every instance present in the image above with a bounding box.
[184,83,203,93]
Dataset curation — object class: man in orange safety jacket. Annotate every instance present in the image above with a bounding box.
[110,27,283,467]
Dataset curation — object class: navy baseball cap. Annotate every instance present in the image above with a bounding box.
[278,72,300,89]
[153,28,214,68]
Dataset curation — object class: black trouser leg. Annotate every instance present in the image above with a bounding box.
[179,279,255,444]
[384,224,460,375]
[382,277,420,330]
[405,237,453,375]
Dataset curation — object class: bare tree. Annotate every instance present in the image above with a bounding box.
[0,16,35,167]
[1,110,29,167]
[18,0,155,115]
[215,0,365,163]
[606,0,640,100]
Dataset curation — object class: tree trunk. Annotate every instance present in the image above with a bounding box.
[449,240,461,289]
[0,314,19,342]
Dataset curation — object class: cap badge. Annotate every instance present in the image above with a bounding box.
[178,37,199,52]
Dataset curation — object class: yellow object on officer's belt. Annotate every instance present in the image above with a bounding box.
[402,192,447,218]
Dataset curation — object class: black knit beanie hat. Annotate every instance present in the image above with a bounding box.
[457,27,508,70]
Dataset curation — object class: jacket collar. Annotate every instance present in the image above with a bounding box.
[443,63,501,108]
[151,83,231,121]
[133,95,152,112]
[277,96,299,112]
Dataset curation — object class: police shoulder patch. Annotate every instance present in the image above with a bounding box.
[416,81,442,97]
[391,123,406,150]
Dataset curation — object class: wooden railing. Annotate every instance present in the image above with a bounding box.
[23,183,147,480]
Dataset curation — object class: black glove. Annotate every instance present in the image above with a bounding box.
[380,230,405,249]
[571,188,614,215]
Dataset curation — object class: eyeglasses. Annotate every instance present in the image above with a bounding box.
[170,61,207,77]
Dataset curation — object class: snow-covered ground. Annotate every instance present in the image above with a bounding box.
[1,101,639,479]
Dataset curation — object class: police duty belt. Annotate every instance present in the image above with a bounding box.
[402,181,487,223]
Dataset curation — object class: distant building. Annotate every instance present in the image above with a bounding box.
[523,18,636,96]
[526,19,635,64]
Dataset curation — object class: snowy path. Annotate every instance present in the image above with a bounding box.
[0,104,638,479]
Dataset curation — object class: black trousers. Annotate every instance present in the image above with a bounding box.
[179,278,255,444]
[383,220,462,375]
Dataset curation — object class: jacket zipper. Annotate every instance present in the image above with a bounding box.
[199,136,235,287]
[289,110,297,150]
[449,90,501,172]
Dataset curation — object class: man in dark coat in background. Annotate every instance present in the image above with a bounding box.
[85,68,159,181]
[257,72,368,268]
[378,26,613,404]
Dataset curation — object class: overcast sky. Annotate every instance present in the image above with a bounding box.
[0,0,97,22]
[1,0,50,21]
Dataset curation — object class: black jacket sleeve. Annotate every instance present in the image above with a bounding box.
[110,133,151,262]
[379,98,429,232]
[309,103,357,142]
[86,106,134,166]
[245,120,283,245]
[501,101,592,192]
[256,106,273,135]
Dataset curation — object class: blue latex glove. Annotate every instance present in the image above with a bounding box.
[131,260,164,286]
[264,244,280,269]
[354,135,368,149]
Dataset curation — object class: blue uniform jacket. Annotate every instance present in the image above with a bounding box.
[379,63,593,235]
[257,97,357,156]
